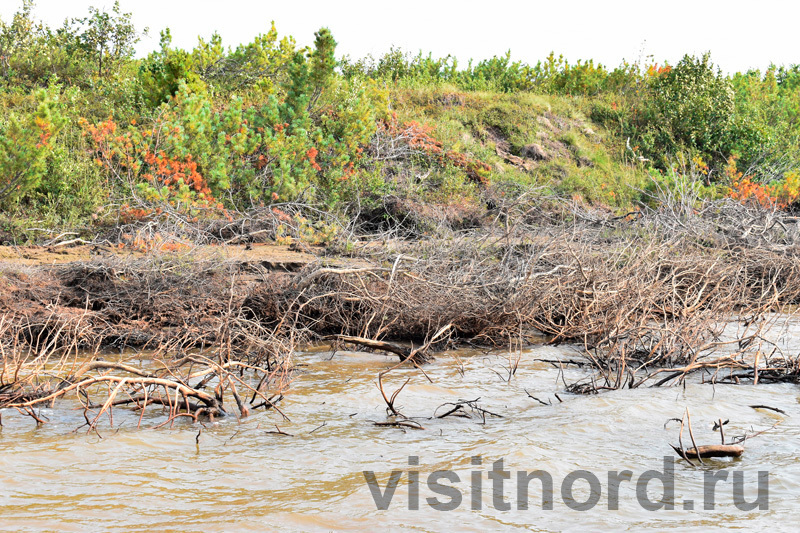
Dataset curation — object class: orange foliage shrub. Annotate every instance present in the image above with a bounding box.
[726,156,800,208]
[80,117,229,221]
[378,114,491,185]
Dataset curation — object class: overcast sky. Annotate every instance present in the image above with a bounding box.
[1,0,795,74]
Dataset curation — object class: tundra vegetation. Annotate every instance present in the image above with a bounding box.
[2,1,800,428]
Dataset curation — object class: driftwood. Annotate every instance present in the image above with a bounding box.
[0,306,296,428]
[329,324,452,363]
[373,420,425,430]
[670,444,744,459]
[328,334,412,361]
[672,407,745,461]
[750,404,787,415]
[670,405,787,462]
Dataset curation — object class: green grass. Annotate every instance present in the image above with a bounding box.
[386,86,651,209]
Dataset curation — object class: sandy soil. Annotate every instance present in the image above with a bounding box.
[0,242,324,269]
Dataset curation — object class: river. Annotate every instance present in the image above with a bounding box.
[0,345,797,531]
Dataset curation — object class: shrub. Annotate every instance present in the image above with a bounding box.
[0,88,65,207]
[648,53,734,159]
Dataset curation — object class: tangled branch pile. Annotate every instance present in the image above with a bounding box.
[3,192,800,427]
[245,193,800,390]
[0,258,296,427]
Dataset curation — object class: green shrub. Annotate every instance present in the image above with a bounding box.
[0,88,65,207]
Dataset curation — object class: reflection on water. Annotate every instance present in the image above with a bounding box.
[0,345,798,531]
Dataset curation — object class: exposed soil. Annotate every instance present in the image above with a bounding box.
[484,113,588,172]
[0,242,321,268]
[0,242,363,351]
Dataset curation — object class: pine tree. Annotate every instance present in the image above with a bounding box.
[282,50,311,133]
[309,27,337,108]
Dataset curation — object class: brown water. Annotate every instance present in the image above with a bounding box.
[0,345,797,532]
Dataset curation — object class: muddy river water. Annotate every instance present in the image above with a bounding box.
[0,345,798,531]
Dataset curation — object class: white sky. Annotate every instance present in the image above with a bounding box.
[1,0,796,74]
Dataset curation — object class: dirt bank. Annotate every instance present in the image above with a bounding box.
[4,195,800,426]
[0,241,365,351]
[0,242,322,268]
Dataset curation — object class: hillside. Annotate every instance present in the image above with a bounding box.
[1,1,799,245]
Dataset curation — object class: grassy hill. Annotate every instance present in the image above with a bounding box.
[2,2,800,243]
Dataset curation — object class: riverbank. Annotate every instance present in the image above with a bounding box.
[2,195,800,426]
